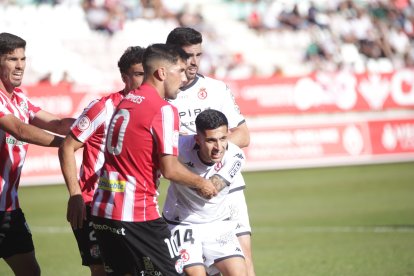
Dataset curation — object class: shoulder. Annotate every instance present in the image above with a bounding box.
[204,75,228,88]
[227,141,245,157]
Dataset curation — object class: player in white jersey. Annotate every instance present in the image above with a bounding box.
[166,27,255,276]
[163,109,247,276]
[58,46,145,276]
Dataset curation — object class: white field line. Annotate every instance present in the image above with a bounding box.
[29,225,414,234]
[254,226,414,233]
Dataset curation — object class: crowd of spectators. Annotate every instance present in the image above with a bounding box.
[233,0,414,74]
[1,0,414,84]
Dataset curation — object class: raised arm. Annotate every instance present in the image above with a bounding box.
[31,110,75,136]
[0,114,63,147]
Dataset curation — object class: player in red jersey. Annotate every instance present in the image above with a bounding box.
[58,46,145,276]
[91,43,218,275]
[0,32,74,275]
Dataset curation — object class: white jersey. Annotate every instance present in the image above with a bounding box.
[163,135,245,224]
[168,74,245,135]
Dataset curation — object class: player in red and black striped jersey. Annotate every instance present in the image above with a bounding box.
[0,32,74,276]
[58,46,145,276]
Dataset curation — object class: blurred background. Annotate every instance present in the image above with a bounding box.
[0,0,413,183]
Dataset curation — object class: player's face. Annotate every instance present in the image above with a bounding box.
[164,59,187,100]
[0,48,26,93]
[181,43,202,83]
[122,63,144,93]
[196,125,229,164]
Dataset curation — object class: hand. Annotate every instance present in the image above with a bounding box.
[67,195,86,230]
[196,180,218,199]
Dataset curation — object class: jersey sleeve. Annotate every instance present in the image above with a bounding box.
[220,84,245,129]
[152,104,180,156]
[0,97,10,118]
[70,98,105,143]
[214,142,245,184]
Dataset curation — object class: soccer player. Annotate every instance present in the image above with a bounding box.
[166,27,256,276]
[163,109,248,276]
[0,32,74,276]
[90,44,218,275]
[58,46,146,276]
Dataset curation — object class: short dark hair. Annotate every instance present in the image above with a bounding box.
[0,33,26,56]
[196,109,228,133]
[117,46,146,74]
[143,43,188,75]
[166,27,202,47]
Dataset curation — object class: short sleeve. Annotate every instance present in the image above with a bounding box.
[152,104,180,156]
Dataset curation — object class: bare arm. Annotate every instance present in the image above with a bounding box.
[31,110,75,135]
[0,114,63,147]
[58,134,86,229]
[228,121,250,148]
[160,154,218,199]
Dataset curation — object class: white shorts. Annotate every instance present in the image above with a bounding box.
[228,174,252,236]
[168,221,244,274]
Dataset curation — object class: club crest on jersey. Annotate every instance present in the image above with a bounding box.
[19,101,29,113]
[197,88,207,99]
[180,249,190,262]
[77,116,91,131]
[214,161,223,171]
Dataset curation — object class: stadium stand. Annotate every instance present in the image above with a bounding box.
[0,0,413,89]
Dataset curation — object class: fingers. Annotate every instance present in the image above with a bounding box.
[67,195,87,230]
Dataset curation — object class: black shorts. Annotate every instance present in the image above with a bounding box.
[0,208,34,259]
[72,205,103,266]
[91,216,184,276]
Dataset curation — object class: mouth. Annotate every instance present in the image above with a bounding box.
[187,67,197,75]
[12,71,23,81]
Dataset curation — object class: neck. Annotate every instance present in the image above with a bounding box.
[0,83,13,98]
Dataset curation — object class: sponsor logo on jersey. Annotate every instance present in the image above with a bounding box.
[92,223,126,235]
[228,161,242,178]
[197,88,207,99]
[125,94,145,104]
[77,115,91,131]
[19,101,29,113]
[6,135,26,146]
[98,177,126,192]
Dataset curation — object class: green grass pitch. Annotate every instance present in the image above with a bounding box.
[1,162,413,275]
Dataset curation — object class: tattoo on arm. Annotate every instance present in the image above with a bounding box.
[210,174,228,192]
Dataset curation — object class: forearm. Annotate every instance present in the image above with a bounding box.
[58,146,81,196]
[229,123,250,148]
[18,123,63,147]
[163,161,210,189]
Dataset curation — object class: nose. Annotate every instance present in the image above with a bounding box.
[189,56,197,65]
[16,59,25,69]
